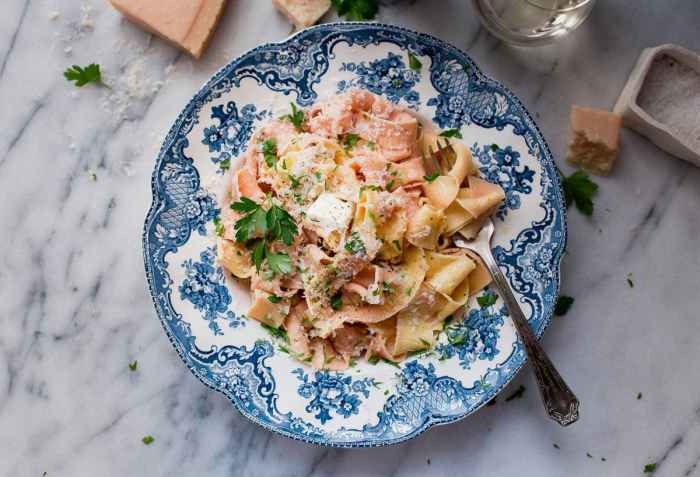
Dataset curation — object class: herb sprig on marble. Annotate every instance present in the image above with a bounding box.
[64,63,109,88]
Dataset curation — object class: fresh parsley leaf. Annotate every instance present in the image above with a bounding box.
[368,355,380,365]
[562,169,599,216]
[128,360,138,371]
[142,435,154,445]
[267,295,282,304]
[344,232,366,255]
[331,0,379,20]
[213,216,225,237]
[285,103,305,131]
[643,463,657,473]
[262,138,277,167]
[266,204,298,246]
[330,293,343,311]
[261,323,288,341]
[252,239,267,272]
[505,385,526,402]
[408,52,422,72]
[267,252,293,275]
[490,143,498,152]
[477,293,497,308]
[64,63,106,87]
[439,128,462,139]
[314,171,322,181]
[423,172,440,182]
[233,204,267,243]
[231,197,259,213]
[343,133,360,150]
[385,179,395,190]
[219,158,230,170]
[554,295,574,316]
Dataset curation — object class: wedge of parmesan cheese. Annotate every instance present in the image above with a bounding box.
[272,0,331,28]
[567,106,622,176]
[108,0,226,59]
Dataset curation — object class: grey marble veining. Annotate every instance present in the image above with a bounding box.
[1,1,700,476]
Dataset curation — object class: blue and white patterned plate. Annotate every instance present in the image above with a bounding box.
[143,23,567,447]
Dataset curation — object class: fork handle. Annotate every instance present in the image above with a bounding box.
[479,248,580,426]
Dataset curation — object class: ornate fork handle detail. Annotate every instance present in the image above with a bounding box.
[478,245,580,426]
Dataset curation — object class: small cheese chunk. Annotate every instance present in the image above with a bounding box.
[272,0,331,28]
[567,106,622,176]
[304,192,354,250]
[109,0,226,59]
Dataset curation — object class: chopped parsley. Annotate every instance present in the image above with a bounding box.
[554,295,574,316]
[330,293,343,311]
[553,443,560,450]
[490,143,498,152]
[643,463,657,473]
[288,173,302,189]
[343,133,360,150]
[64,63,107,88]
[637,392,643,400]
[213,216,225,237]
[385,179,395,190]
[381,281,395,295]
[267,295,282,304]
[586,452,593,458]
[368,355,380,365]
[142,435,155,445]
[285,102,305,131]
[219,158,231,170]
[331,0,379,20]
[561,169,599,216]
[392,239,402,251]
[423,172,440,183]
[408,52,422,72]
[382,358,401,368]
[344,232,366,255]
[439,129,462,139]
[262,138,277,167]
[419,338,432,348]
[476,293,497,308]
[314,171,322,181]
[627,273,634,288]
[367,140,376,150]
[128,360,138,371]
[261,323,288,341]
[504,385,526,401]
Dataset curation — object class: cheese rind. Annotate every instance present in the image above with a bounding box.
[109,0,226,59]
[567,106,622,176]
[272,0,331,28]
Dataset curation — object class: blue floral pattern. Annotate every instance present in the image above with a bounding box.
[436,292,506,369]
[143,24,567,448]
[179,246,245,336]
[337,52,420,108]
[202,101,268,171]
[292,368,378,424]
[472,143,535,220]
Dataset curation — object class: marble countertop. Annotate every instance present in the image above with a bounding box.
[2,1,700,476]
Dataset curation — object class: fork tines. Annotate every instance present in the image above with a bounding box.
[423,139,456,175]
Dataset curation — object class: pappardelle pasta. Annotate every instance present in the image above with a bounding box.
[217,90,505,369]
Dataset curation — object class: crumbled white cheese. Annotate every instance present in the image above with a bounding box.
[305,193,354,246]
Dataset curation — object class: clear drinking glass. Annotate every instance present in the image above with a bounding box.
[471,0,597,46]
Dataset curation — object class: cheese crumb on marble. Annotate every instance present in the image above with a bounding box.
[272,0,331,28]
[108,0,226,58]
[567,106,621,176]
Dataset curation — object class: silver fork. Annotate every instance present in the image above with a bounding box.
[425,140,580,427]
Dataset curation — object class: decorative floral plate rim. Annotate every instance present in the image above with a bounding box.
[142,22,567,448]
